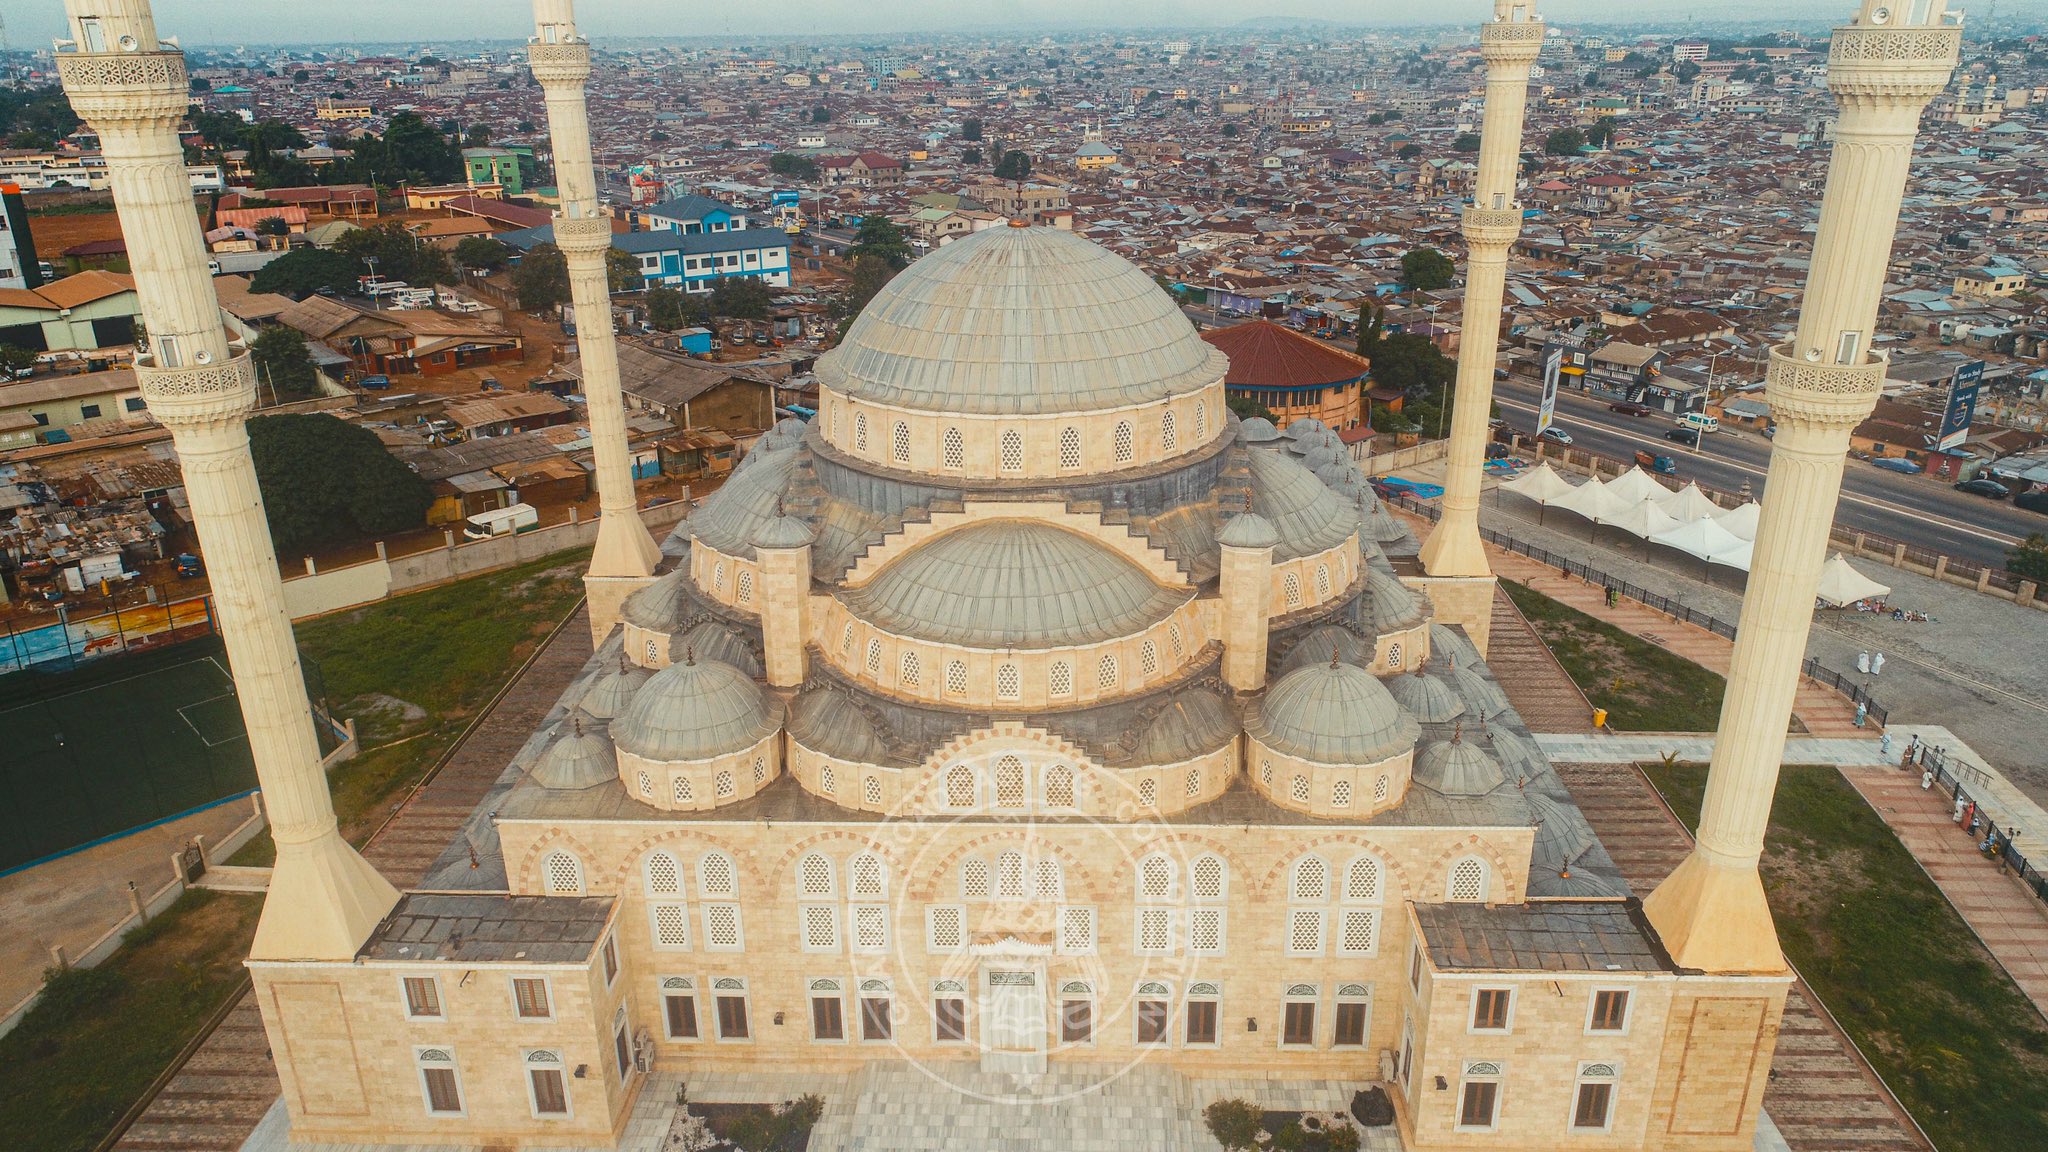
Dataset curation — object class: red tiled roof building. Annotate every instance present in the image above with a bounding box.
[1201,319,1371,430]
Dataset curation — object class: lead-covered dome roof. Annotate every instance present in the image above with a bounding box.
[816,225,1226,416]
[841,520,1185,648]
[612,656,780,762]
[1248,659,1419,764]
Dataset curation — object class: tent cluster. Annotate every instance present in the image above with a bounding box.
[1501,463,1761,573]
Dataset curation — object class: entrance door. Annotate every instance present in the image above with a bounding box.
[982,968,1046,1074]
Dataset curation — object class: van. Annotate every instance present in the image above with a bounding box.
[463,503,539,541]
[1678,412,1719,435]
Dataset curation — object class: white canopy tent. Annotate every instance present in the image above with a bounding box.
[1499,461,1578,504]
[1716,501,1762,541]
[1710,539,1754,573]
[1604,466,1670,505]
[1651,516,1748,562]
[1814,552,1892,607]
[1657,482,1722,524]
[1606,498,1682,541]
[1549,477,1634,525]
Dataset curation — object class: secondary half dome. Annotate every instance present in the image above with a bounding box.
[839,520,1186,648]
[816,225,1226,417]
[1248,659,1419,764]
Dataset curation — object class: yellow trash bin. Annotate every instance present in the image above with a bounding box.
[1591,707,1608,728]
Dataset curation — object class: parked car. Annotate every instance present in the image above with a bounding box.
[175,553,204,578]
[1539,427,1573,445]
[1677,412,1720,434]
[1609,401,1653,417]
[359,374,391,391]
[2016,491,2048,515]
[1665,428,1701,447]
[1954,477,2010,499]
[1872,458,1923,475]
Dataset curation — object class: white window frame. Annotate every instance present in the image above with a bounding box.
[1570,1062,1621,1133]
[1057,905,1097,956]
[523,1049,573,1120]
[711,976,752,1043]
[398,974,443,1021]
[807,977,848,1043]
[702,902,746,952]
[1586,987,1633,1035]
[1333,983,1372,1048]
[1280,984,1320,1049]
[931,979,971,1044]
[1286,908,1326,957]
[649,900,691,951]
[799,903,841,953]
[1468,985,1517,1035]
[659,975,702,1042]
[1456,1061,1505,1133]
[509,975,555,1022]
[1184,982,1223,1048]
[1134,906,1177,956]
[1133,981,1174,1047]
[857,977,895,1044]
[851,903,890,954]
[926,903,967,954]
[1336,907,1380,958]
[1187,906,1226,956]
[414,1046,466,1118]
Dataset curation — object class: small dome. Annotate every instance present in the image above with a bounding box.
[1249,660,1419,764]
[1245,446,1357,559]
[1135,688,1240,763]
[752,514,814,550]
[1217,511,1279,550]
[842,520,1184,648]
[1363,500,1410,544]
[661,517,694,560]
[1299,443,1344,471]
[1315,461,1361,489]
[763,417,808,448]
[817,225,1225,417]
[690,442,801,558]
[1450,660,1512,720]
[1279,624,1373,675]
[787,686,893,766]
[1236,416,1282,443]
[1413,731,1506,797]
[1430,623,1478,666]
[530,712,616,790]
[612,656,780,763]
[1284,418,1330,440]
[579,655,651,721]
[673,621,764,679]
[1368,566,1426,632]
[1527,790,1598,871]
[1385,669,1466,724]
[1490,727,1558,793]
[620,569,690,630]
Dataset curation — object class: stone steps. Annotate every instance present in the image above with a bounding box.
[1483,589,1598,733]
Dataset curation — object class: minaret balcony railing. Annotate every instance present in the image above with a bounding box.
[55,48,187,122]
[1461,203,1525,246]
[528,39,592,84]
[1761,344,1890,428]
[1826,24,1961,98]
[133,348,257,427]
[552,213,614,254]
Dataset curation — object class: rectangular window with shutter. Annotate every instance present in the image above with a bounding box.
[1459,1080,1499,1129]
[717,993,750,1040]
[935,996,966,1042]
[1574,1081,1614,1130]
[812,995,845,1040]
[422,1066,461,1114]
[801,904,839,952]
[1282,1000,1316,1047]
[1185,998,1218,1045]
[1338,909,1378,956]
[529,1066,568,1116]
[1136,908,1173,955]
[665,993,698,1040]
[1135,997,1169,1044]
[705,904,743,951]
[1062,998,1092,1043]
[1286,909,1324,956]
[1334,1001,1367,1047]
[512,977,551,1020]
[853,905,888,953]
[1471,988,1512,1032]
[652,904,690,949]
[1188,908,1223,955]
[1058,906,1096,955]
[927,905,965,953]
[613,1022,632,1079]
[602,937,619,985]
[861,996,892,1042]
[1589,989,1630,1032]
[403,976,442,1019]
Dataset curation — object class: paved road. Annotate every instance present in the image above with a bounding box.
[1492,375,2042,569]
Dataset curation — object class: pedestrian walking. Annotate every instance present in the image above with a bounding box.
[1880,732,1892,758]
[1922,768,1935,789]
[1857,651,1871,674]
[1871,652,1885,676]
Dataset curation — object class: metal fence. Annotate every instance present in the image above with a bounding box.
[1381,490,1889,726]
[1914,742,2048,910]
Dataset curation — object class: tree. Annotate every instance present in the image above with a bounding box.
[1586,115,1619,149]
[709,277,773,321]
[1397,143,1422,160]
[1544,126,1586,156]
[1355,303,1386,358]
[1221,122,1239,138]
[645,285,707,332]
[1204,1100,1263,1152]
[2008,534,2048,584]
[0,344,36,377]
[961,146,983,167]
[250,326,320,399]
[830,255,899,337]
[454,236,511,272]
[1225,393,1275,424]
[513,244,572,313]
[250,246,359,298]
[992,150,1032,181]
[1370,331,1455,418]
[1453,132,1481,153]
[293,69,311,83]
[961,117,983,141]
[768,152,821,182]
[1400,247,1455,293]
[248,414,433,554]
[1675,60,1702,82]
[606,246,643,293]
[848,216,912,271]
[810,105,831,123]
[335,222,455,287]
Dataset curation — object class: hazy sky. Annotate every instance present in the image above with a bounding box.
[17,0,1879,48]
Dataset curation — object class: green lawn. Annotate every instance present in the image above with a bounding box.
[1643,761,2048,1152]
[1501,578,1728,732]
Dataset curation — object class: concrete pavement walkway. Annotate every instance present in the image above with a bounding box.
[1534,733,1887,766]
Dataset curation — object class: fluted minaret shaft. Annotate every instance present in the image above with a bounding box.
[530,0,660,598]
[1418,1,1542,580]
[57,0,397,961]
[1643,0,1959,974]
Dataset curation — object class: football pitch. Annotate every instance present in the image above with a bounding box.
[0,637,258,873]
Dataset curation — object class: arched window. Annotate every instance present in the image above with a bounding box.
[996,664,1021,701]
[1112,420,1134,464]
[543,850,583,895]
[851,853,886,898]
[1044,764,1075,808]
[797,852,835,898]
[854,412,870,453]
[1034,858,1064,899]
[1050,660,1073,697]
[673,775,693,804]
[946,765,976,808]
[1387,642,1404,671]
[715,770,734,798]
[1345,856,1383,904]
[645,851,681,896]
[862,776,882,805]
[1139,640,1158,676]
[1448,857,1488,903]
[1191,854,1226,901]
[736,569,754,605]
[820,765,837,795]
[891,421,911,464]
[1059,426,1082,470]
[1283,571,1303,609]
[1161,410,1178,452]
[1168,624,1185,659]
[961,858,991,899]
[699,851,737,898]
[1139,777,1158,807]
[712,561,726,592]
[1332,779,1352,807]
[840,623,856,656]
[1373,774,1391,804]
[1195,400,1208,441]
[1292,856,1329,902]
[945,660,968,696]
[1139,855,1176,900]
[995,756,1026,808]
[1096,654,1119,691]
[899,650,921,689]
[999,429,1024,474]
[1290,774,1311,804]
[866,638,883,674]
[996,851,1026,899]
[1185,767,1203,797]
[1315,564,1332,598]
[942,427,964,470]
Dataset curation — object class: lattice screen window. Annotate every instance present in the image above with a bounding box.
[996,851,1027,899]
[646,852,681,896]
[1140,641,1158,677]
[1137,908,1174,954]
[1288,908,1326,955]
[704,903,742,949]
[996,664,1020,701]
[1169,624,1185,659]
[854,413,869,453]
[852,905,888,953]
[1044,764,1075,808]
[798,853,835,898]
[543,851,582,895]
[927,904,965,952]
[1097,655,1119,691]
[1139,778,1158,808]
[961,858,991,899]
[1373,774,1390,803]
[1058,906,1096,954]
[1261,760,1274,786]
[1185,767,1203,797]
[946,765,976,809]
[1035,859,1064,900]
[1293,856,1329,902]
[637,771,654,799]
[1113,421,1134,463]
[1316,565,1332,598]
[1161,411,1177,452]
[801,904,838,951]
[851,854,885,899]
[715,771,735,798]
[830,402,842,440]
[1339,908,1380,956]
[1290,775,1311,804]
[699,852,737,898]
[862,777,882,806]
[891,421,911,464]
[1346,857,1383,903]
[752,757,765,784]
[1388,642,1403,670]
[820,765,837,795]
[866,639,883,674]
[1283,572,1303,608]
[1449,858,1488,903]
[1331,779,1352,807]
[652,903,690,948]
[995,756,1026,807]
[1188,907,1223,955]
[899,650,921,689]
[1140,855,1174,900]
[1059,426,1082,469]
[645,638,658,663]
[942,427,964,469]
[1050,661,1073,697]
[712,562,726,592]
[736,569,753,605]
[1192,855,1225,900]
[945,660,968,696]
[840,624,856,657]
[1195,401,1207,441]
[1000,430,1024,473]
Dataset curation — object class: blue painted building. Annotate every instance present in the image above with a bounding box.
[635,194,750,235]
[613,228,792,292]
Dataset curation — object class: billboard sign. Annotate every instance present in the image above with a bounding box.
[1537,346,1564,437]
[1936,360,1984,452]
[771,189,802,206]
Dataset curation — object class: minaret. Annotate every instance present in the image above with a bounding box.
[55,0,397,961]
[1644,0,1959,974]
[529,0,661,644]
[1414,0,1542,654]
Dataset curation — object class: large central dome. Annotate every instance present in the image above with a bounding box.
[816,224,1227,416]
